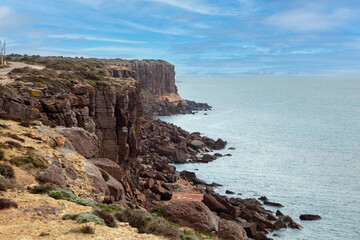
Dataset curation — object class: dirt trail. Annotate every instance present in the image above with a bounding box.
[0,62,45,85]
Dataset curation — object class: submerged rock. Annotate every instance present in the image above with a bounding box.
[299,214,321,220]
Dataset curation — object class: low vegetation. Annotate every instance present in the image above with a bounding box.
[47,188,95,207]
[0,163,15,179]
[0,198,18,209]
[75,212,106,225]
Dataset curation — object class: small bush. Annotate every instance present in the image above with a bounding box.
[100,169,109,182]
[0,198,18,209]
[149,205,167,217]
[76,213,105,225]
[48,189,75,201]
[115,209,153,233]
[93,210,117,228]
[0,124,9,129]
[95,203,123,213]
[0,177,17,191]
[48,188,94,207]
[19,121,31,128]
[0,163,15,179]
[29,183,56,194]
[0,150,4,160]
[62,213,79,220]
[6,133,25,142]
[5,141,22,149]
[79,225,95,234]
[145,217,180,239]
[0,113,22,122]
[9,153,44,168]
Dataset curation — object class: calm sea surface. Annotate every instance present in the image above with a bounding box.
[159,76,360,240]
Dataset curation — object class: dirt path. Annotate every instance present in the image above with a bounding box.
[0,62,45,85]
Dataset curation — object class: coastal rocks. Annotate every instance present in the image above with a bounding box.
[263,201,284,208]
[299,214,321,220]
[218,219,250,240]
[55,127,100,158]
[166,201,218,232]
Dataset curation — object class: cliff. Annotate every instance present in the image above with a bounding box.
[111,60,177,95]
[0,65,143,164]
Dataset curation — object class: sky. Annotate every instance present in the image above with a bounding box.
[1,0,360,76]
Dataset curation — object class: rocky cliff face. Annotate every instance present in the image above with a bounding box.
[112,60,177,95]
[0,67,143,165]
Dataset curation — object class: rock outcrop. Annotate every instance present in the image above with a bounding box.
[112,60,177,95]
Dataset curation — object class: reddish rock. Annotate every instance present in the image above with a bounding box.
[90,158,124,182]
[218,219,250,240]
[37,163,66,187]
[202,193,227,213]
[240,222,257,238]
[106,175,125,202]
[166,201,218,232]
[56,127,100,158]
[84,160,110,195]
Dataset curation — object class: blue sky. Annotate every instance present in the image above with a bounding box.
[1,0,360,75]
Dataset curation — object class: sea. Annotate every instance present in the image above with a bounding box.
[159,76,360,240]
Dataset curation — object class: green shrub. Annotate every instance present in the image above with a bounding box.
[95,203,123,213]
[0,163,15,179]
[76,213,105,225]
[0,124,9,129]
[145,217,180,239]
[47,188,95,207]
[115,209,153,232]
[0,113,22,122]
[29,183,56,194]
[48,188,74,201]
[149,205,166,217]
[179,230,200,240]
[0,150,4,160]
[93,210,117,228]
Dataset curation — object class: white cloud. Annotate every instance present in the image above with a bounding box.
[119,20,189,35]
[0,6,12,21]
[265,7,353,31]
[48,34,146,44]
[145,0,222,15]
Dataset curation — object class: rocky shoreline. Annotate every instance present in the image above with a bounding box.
[0,56,306,240]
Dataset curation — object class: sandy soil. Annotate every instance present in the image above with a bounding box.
[0,190,167,240]
[0,62,45,85]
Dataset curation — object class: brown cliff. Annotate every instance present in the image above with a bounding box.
[110,60,177,95]
[0,66,143,165]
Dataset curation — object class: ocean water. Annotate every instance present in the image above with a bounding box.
[159,76,360,240]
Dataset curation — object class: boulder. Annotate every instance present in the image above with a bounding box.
[37,163,66,187]
[166,201,218,232]
[202,193,227,213]
[90,158,124,182]
[84,160,110,195]
[263,201,284,208]
[151,182,172,200]
[280,215,302,229]
[218,219,250,240]
[189,140,205,149]
[106,175,125,202]
[56,127,100,158]
[299,214,321,220]
[240,222,257,238]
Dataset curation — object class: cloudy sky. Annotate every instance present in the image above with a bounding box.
[1,0,360,75]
